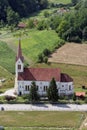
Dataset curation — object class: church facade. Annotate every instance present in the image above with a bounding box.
[14,41,74,96]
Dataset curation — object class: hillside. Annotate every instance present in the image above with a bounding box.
[49,43,87,66]
[0,41,15,73]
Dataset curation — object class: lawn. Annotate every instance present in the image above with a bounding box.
[0,41,15,73]
[48,0,71,4]
[0,111,84,129]
[5,128,75,130]
[14,29,62,62]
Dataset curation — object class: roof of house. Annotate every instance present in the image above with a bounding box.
[18,68,61,81]
[61,73,73,82]
[18,23,26,28]
[76,92,85,97]
[16,40,24,62]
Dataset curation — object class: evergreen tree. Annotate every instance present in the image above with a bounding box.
[29,81,39,103]
[47,78,58,102]
[7,7,20,26]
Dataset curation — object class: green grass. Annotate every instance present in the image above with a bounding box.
[48,0,71,4]
[15,29,62,62]
[0,41,15,73]
[5,128,75,130]
[0,111,84,129]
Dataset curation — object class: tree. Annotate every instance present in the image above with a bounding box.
[71,0,79,6]
[7,7,20,26]
[83,26,87,41]
[47,78,58,102]
[73,93,76,101]
[29,81,39,102]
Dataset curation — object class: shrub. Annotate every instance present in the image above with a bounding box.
[5,96,16,101]
[73,93,76,101]
[43,48,51,56]
[44,11,49,17]
[82,85,85,89]
[37,53,43,63]
[43,56,48,63]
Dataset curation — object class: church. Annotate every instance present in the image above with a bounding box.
[14,40,74,96]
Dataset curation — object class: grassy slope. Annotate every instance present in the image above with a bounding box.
[15,30,61,61]
[0,111,84,128]
[0,41,15,73]
[48,0,71,4]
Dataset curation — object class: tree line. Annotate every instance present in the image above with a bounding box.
[0,0,48,25]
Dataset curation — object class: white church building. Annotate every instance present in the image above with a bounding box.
[14,41,74,96]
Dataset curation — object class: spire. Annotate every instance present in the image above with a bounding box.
[16,39,24,62]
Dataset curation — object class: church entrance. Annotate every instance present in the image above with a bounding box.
[19,91,22,96]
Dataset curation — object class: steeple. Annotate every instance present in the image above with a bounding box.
[16,39,24,62]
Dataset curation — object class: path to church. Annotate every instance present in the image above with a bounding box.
[0,104,87,111]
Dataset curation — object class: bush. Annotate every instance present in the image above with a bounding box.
[5,96,16,101]
[43,48,51,56]
[37,53,43,63]
[73,93,76,101]
[82,85,85,89]
[44,56,48,63]
[85,97,87,103]
[44,11,49,17]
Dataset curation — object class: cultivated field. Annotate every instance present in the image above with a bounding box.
[49,43,87,66]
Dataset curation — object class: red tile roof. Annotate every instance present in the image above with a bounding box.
[16,39,24,62]
[61,73,73,82]
[18,68,61,81]
[76,92,85,97]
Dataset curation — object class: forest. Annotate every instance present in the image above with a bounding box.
[0,0,87,43]
[0,0,48,23]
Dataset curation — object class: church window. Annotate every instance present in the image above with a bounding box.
[44,86,45,91]
[36,86,38,91]
[44,86,48,91]
[18,65,21,69]
[28,86,29,91]
[46,86,48,91]
[69,85,71,90]
[25,85,27,91]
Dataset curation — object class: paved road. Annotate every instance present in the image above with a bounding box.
[0,104,87,111]
[0,89,16,97]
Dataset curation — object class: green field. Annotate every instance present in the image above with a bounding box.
[48,0,71,4]
[0,111,84,129]
[0,41,15,73]
[5,128,75,130]
[14,29,62,62]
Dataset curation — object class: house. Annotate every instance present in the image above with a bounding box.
[76,92,85,100]
[14,40,74,96]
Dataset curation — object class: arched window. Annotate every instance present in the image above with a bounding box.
[25,85,27,91]
[44,86,48,91]
[28,86,29,91]
[18,65,21,69]
[36,86,38,91]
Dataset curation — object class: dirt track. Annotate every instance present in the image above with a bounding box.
[49,43,87,66]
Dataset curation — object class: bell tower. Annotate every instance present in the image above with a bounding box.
[15,39,24,76]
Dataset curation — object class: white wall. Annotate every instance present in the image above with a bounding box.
[16,80,74,96]
[17,80,60,96]
[16,58,24,76]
